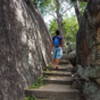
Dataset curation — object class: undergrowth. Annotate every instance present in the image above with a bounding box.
[30,76,45,89]
[24,96,37,100]
[44,64,53,71]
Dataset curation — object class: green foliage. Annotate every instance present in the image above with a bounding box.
[32,0,52,15]
[79,2,87,15]
[24,96,37,100]
[47,64,53,68]
[49,16,79,43]
[46,64,53,71]
[63,16,79,42]
[30,76,44,89]
[49,20,58,36]
[68,0,87,15]
[43,64,53,72]
[32,0,71,17]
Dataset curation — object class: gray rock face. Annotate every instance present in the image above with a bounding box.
[0,0,51,100]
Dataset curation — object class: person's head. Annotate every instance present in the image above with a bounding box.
[56,30,60,36]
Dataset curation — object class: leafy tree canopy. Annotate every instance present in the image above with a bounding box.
[49,16,79,43]
[32,0,52,15]
[68,0,87,15]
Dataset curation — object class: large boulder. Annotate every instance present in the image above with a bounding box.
[0,0,51,100]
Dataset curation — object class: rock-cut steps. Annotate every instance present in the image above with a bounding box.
[24,59,80,100]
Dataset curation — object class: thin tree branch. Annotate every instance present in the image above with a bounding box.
[61,5,73,14]
[47,11,57,19]
[44,8,57,19]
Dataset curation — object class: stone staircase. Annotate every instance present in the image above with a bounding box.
[24,58,80,100]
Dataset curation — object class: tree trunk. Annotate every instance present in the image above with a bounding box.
[95,17,100,65]
[76,1,100,100]
[76,0,100,66]
[0,0,51,100]
[74,0,81,25]
[55,0,64,36]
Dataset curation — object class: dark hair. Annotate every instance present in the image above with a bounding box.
[56,30,60,35]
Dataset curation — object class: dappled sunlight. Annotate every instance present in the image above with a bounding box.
[12,0,25,25]
[15,4,25,25]
[21,32,27,44]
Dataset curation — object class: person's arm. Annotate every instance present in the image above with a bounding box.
[50,39,54,52]
[60,37,64,47]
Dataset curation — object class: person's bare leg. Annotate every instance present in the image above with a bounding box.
[51,59,56,67]
[54,59,61,68]
[51,59,61,68]
[55,59,60,65]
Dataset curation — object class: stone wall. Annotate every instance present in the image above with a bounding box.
[0,0,51,100]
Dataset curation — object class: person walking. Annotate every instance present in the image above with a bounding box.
[50,30,63,68]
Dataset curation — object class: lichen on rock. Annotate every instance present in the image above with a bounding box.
[76,65,100,100]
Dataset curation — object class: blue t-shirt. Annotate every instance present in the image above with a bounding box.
[52,35,62,47]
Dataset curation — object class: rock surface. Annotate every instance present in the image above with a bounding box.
[0,0,51,100]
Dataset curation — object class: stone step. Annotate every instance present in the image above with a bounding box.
[62,54,69,59]
[62,64,74,70]
[59,60,70,65]
[25,84,80,100]
[43,71,72,77]
[48,64,73,72]
[44,76,73,84]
